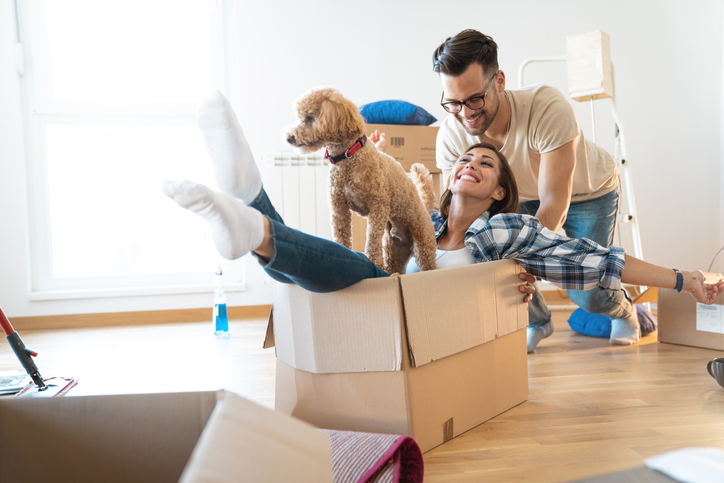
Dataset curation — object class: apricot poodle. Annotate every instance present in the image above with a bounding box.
[285,87,437,274]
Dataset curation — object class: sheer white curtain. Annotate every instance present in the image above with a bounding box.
[19,0,243,299]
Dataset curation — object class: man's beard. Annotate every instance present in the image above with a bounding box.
[455,90,499,137]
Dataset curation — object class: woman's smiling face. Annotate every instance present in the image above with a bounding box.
[449,146,505,203]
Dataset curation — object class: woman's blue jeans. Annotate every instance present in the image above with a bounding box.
[249,188,389,293]
[518,188,633,327]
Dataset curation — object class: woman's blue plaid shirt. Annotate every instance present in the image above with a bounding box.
[431,210,626,291]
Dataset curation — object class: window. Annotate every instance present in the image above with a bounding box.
[18,0,243,299]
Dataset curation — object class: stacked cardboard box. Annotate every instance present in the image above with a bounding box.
[364,123,440,174]
[266,259,529,452]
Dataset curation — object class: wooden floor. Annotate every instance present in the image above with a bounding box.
[3,309,724,482]
[0,318,278,409]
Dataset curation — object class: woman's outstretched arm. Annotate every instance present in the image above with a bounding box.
[621,254,724,304]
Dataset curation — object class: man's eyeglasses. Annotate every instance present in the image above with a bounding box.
[440,72,498,114]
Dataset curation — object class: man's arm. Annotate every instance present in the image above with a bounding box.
[535,138,577,232]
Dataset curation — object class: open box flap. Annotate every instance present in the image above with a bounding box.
[263,306,275,349]
[271,276,404,373]
[400,260,526,367]
[181,391,333,483]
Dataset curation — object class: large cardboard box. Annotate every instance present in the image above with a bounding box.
[266,259,529,452]
[365,123,440,174]
[658,279,724,350]
[0,390,332,483]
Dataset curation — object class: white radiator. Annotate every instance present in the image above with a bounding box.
[263,151,333,241]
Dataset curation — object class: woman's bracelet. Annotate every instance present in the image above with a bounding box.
[673,269,684,292]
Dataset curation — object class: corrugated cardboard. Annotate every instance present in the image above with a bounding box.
[365,123,440,173]
[272,275,404,373]
[399,261,523,366]
[266,259,529,452]
[0,390,333,483]
[658,284,724,351]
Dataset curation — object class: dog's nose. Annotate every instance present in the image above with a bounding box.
[286,134,296,145]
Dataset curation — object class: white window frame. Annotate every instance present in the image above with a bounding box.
[16,0,245,300]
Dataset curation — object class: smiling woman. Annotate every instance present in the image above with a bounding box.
[18,0,242,298]
[438,142,518,222]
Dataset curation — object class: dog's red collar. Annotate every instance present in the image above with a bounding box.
[325,135,367,164]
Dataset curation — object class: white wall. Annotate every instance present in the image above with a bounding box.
[0,0,722,317]
[235,0,724,269]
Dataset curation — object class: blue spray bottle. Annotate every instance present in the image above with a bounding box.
[213,264,229,337]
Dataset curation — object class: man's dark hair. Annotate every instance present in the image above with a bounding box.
[432,29,499,76]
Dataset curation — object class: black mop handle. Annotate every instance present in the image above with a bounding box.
[1,306,47,390]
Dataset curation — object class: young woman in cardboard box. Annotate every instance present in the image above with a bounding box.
[163,92,723,349]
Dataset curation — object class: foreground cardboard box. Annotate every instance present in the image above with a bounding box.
[0,390,332,483]
[658,278,724,350]
[266,259,529,452]
[365,123,440,174]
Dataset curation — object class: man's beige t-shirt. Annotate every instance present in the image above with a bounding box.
[436,84,618,203]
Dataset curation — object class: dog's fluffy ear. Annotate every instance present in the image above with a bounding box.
[317,91,366,144]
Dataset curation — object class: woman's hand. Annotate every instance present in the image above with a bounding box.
[369,130,388,153]
[688,270,724,304]
[519,272,536,303]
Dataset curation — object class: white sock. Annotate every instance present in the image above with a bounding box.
[610,311,640,345]
[197,90,262,204]
[162,180,264,260]
[527,321,554,353]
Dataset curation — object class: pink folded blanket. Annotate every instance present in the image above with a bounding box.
[322,430,424,483]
